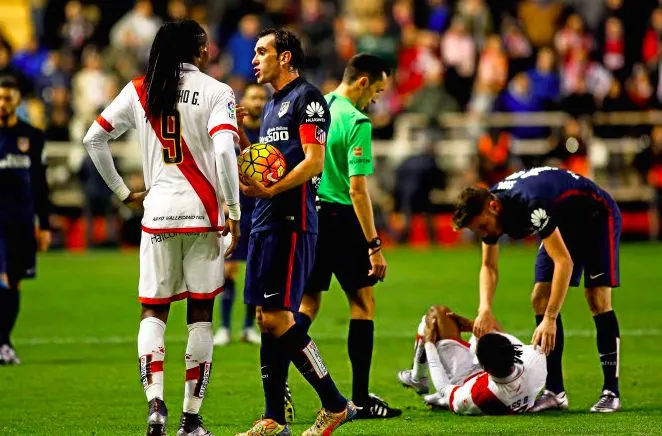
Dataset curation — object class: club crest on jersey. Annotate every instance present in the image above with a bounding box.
[315,126,326,144]
[530,208,549,231]
[278,101,290,118]
[17,137,29,153]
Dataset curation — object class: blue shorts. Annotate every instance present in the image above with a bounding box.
[0,219,37,283]
[244,229,316,311]
[535,193,621,288]
[228,210,253,262]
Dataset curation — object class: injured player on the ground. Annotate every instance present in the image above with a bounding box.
[397,305,547,415]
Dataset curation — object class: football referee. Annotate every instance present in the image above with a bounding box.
[297,54,401,419]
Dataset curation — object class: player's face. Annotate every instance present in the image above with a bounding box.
[253,35,280,85]
[197,39,210,71]
[0,87,19,120]
[241,86,268,119]
[467,202,503,241]
[357,72,387,111]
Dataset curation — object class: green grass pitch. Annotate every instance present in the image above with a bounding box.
[1,243,662,435]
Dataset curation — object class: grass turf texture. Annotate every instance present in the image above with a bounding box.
[1,243,661,435]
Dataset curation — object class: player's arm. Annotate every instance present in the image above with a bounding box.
[533,228,572,354]
[234,105,253,151]
[30,129,51,251]
[208,86,242,256]
[348,119,386,279]
[473,242,500,337]
[82,83,136,205]
[265,141,324,196]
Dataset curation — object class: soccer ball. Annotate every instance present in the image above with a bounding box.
[238,143,287,187]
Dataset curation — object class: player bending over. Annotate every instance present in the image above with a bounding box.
[398,306,546,415]
[83,20,240,436]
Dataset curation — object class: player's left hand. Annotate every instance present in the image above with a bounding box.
[37,229,51,252]
[236,105,248,127]
[240,176,274,199]
[532,316,557,355]
[368,249,387,281]
[222,219,240,258]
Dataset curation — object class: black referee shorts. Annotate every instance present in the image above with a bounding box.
[305,202,378,295]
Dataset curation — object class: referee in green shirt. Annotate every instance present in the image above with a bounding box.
[296,54,400,419]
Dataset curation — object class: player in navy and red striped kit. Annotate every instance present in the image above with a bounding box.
[0,76,51,365]
[453,166,622,413]
[237,29,355,436]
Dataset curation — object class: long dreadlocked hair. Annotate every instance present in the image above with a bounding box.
[476,333,524,378]
[143,20,207,119]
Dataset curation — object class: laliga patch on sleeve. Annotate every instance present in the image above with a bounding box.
[227,101,236,119]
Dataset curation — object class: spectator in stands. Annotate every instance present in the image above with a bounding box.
[594,81,634,138]
[441,17,476,107]
[495,72,547,138]
[11,36,49,82]
[34,50,71,104]
[397,27,441,105]
[469,34,508,115]
[518,0,564,49]
[476,128,515,187]
[425,0,451,34]
[370,76,401,139]
[555,13,593,65]
[60,0,95,55]
[455,0,493,49]
[561,77,596,118]
[642,8,662,72]
[544,117,590,176]
[625,63,655,109]
[227,14,261,83]
[527,47,560,107]
[109,0,161,64]
[167,0,188,21]
[0,39,33,96]
[71,46,113,140]
[355,15,399,68]
[406,62,458,128]
[300,0,335,81]
[599,17,626,80]
[45,105,71,141]
[78,155,119,247]
[501,17,533,75]
[634,125,662,240]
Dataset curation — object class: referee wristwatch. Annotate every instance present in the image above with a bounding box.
[367,237,382,250]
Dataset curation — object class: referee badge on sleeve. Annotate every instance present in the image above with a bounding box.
[353,147,363,157]
[18,137,30,153]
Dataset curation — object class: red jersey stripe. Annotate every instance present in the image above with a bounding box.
[96,115,114,133]
[132,77,220,230]
[209,123,238,137]
[284,232,298,307]
[471,373,512,415]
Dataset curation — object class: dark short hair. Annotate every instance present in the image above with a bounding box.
[476,333,523,378]
[452,186,495,230]
[342,53,391,84]
[0,75,19,91]
[257,28,305,70]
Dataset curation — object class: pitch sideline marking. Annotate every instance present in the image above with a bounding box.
[14,329,661,346]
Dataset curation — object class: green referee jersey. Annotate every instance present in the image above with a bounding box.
[317,92,373,205]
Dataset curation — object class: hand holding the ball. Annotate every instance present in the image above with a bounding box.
[240,174,275,198]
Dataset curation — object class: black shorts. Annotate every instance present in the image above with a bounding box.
[0,218,37,283]
[306,202,377,294]
[244,229,316,311]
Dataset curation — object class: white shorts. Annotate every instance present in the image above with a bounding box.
[138,231,224,304]
[436,337,482,385]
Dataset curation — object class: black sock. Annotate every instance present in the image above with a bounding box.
[536,314,565,394]
[0,287,19,346]
[220,278,235,329]
[243,304,256,329]
[294,311,312,333]
[261,333,288,424]
[348,319,374,404]
[593,310,620,396]
[279,324,346,413]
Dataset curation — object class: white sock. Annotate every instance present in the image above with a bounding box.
[412,318,428,380]
[183,322,213,414]
[138,317,166,401]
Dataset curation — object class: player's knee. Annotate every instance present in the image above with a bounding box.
[141,303,170,323]
[585,287,613,315]
[259,309,293,335]
[224,261,239,279]
[186,298,214,323]
[531,282,551,313]
[349,287,375,320]
[256,307,264,331]
[300,292,321,320]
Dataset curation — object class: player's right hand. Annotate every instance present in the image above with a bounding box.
[473,309,499,338]
[222,218,240,258]
[368,249,387,281]
[123,190,148,211]
[235,105,248,127]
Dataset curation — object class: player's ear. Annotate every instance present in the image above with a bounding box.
[488,199,500,213]
[279,51,291,66]
[357,76,369,89]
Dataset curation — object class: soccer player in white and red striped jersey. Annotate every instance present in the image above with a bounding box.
[398,306,546,415]
[82,20,240,436]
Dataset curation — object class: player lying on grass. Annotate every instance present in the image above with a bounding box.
[398,305,547,415]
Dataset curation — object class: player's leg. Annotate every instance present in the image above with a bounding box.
[585,196,622,412]
[214,261,238,346]
[398,314,429,394]
[180,232,224,435]
[138,231,186,435]
[241,302,261,344]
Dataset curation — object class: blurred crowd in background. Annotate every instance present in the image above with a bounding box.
[1,0,661,246]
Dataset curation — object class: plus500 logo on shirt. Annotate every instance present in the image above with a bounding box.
[260,126,290,143]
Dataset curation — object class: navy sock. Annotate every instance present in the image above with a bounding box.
[348,319,374,404]
[0,287,19,346]
[220,278,235,329]
[279,324,346,413]
[536,314,565,394]
[294,311,312,333]
[593,310,620,396]
[243,304,256,329]
[261,333,288,424]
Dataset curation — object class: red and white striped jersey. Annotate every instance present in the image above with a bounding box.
[94,63,238,233]
[445,335,547,415]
